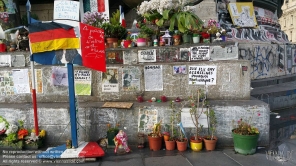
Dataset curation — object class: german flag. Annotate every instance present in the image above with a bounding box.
[28,22,80,53]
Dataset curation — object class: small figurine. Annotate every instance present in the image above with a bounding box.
[114,130,131,154]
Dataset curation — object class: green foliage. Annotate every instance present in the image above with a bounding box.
[154,10,203,34]
[205,109,217,140]
[189,89,207,140]
[110,9,120,26]
[5,133,17,143]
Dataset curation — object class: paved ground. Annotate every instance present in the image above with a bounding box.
[0,137,295,166]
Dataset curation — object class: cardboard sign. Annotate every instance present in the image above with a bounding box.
[54,0,80,21]
[188,66,217,85]
[80,23,106,72]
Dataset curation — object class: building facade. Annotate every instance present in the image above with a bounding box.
[280,0,296,43]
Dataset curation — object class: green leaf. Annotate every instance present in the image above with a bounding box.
[169,13,177,32]
[163,9,170,19]
[156,18,164,27]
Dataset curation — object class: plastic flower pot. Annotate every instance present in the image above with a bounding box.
[232,132,259,155]
[137,38,146,47]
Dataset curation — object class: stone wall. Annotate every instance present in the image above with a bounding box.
[0,99,270,147]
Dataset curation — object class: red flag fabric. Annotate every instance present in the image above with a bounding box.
[119,5,126,28]
[80,22,106,72]
[98,0,105,12]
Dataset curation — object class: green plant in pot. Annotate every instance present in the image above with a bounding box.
[101,9,127,47]
[107,123,119,147]
[170,100,188,151]
[203,108,218,151]
[232,109,260,155]
[189,89,207,152]
[147,120,163,151]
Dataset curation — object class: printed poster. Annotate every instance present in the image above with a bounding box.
[102,67,119,92]
[0,55,11,67]
[138,108,158,133]
[12,69,30,94]
[74,70,91,95]
[138,49,157,62]
[228,2,257,28]
[123,50,138,64]
[190,46,210,61]
[122,67,140,91]
[188,66,217,85]
[144,65,163,91]
[0,71,14,95]
[52,67,68,86]
[28,69,43,94]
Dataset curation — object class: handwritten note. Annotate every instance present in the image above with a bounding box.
[80,22,106,72]
[54,1,80,21]
[188,66,217,85]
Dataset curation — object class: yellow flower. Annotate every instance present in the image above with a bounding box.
[39,130,46,137]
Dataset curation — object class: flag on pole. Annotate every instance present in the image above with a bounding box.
[119,5,126,28]
[28,22,80,53]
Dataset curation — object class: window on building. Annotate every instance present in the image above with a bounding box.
[291,15,293,25]
[285,18,286,27]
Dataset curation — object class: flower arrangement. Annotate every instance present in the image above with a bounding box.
[206,19,220,35]
[137,0,203,33]
[232,109,260,135]
[24,129,46,146]
[82,11,106,28]
[0,116,46,149]
[107,123,120,133]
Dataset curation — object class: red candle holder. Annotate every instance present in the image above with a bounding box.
[137,96,144,103]
[161,95,167,102]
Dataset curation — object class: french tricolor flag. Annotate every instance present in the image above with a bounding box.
[119,5,126,28]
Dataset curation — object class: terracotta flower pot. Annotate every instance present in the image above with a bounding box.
[148,135,163,151]
[106,38,118,48]
[165,140,176,150]
[203,136,218,151]
[173,35,181,45]
[176,139,188,151]
[163,135,170,141]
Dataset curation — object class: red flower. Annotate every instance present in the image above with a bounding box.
[201,32,210,39]
[258,113,261,116]
[18,128,28,139]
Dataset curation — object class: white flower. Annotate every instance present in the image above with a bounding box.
[27,132,39,142]
[5,124,18,134]
[0,122,6,131]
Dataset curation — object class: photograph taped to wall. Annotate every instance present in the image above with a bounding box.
[51,66,68,86]
[179,48,190,61]
[28,69,43,94]
[0,71,14,95]
[173,65,187,75]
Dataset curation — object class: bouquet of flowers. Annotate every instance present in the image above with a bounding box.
[82,11,106,28]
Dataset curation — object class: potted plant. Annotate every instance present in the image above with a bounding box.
[192,30,201,44]
[123,34,132,48]
[137,23,155,46]
[203,108,218,151]
[170,100,188,151]
[232,109,260,155]
[189,89,206,152]
[106,123,119,147]
[147,120,163,151]
[206,19,220,43]
[172,30,181,45]
[101,10,127,47]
